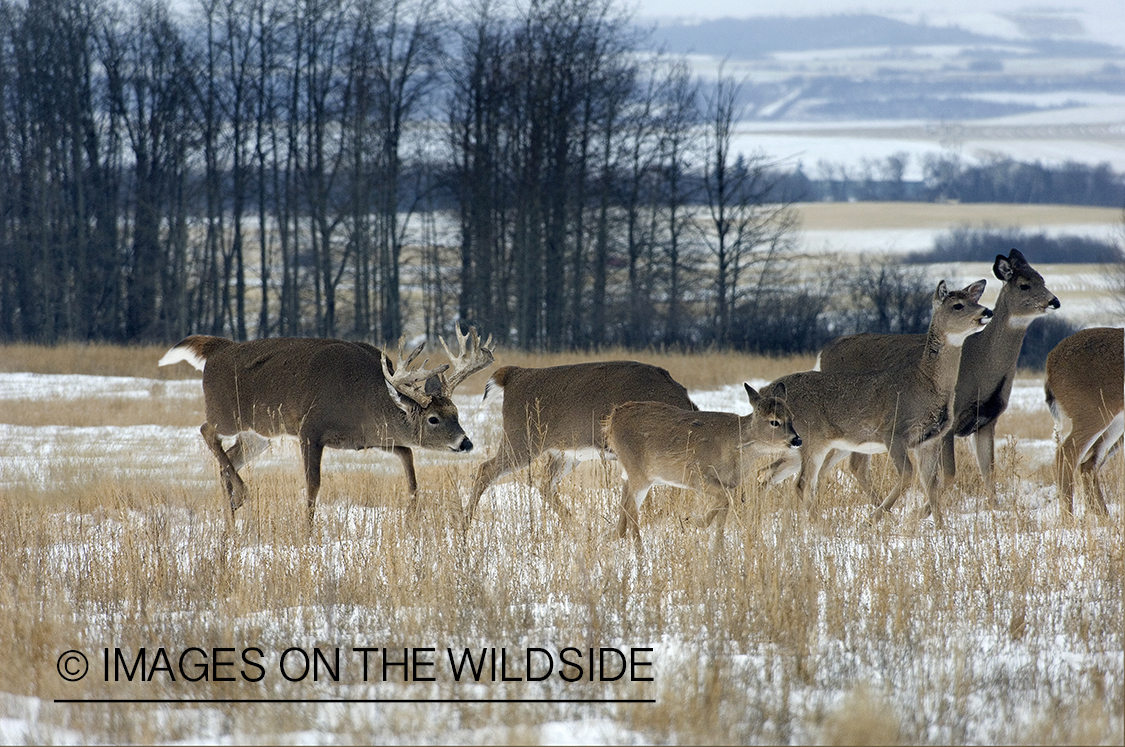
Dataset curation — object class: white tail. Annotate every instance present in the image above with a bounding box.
[762,280,993,527]
[465,361,695,527]
[159,325,493,526]
[605,383,800,552]
[1045,326,1124,516]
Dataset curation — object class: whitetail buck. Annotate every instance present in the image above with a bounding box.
[817,249,1059,504]
[464,361,695,526]
[762,280,993,527]
[1045,327,1124,516]
[159,325,494,525]
[606,383,800,552]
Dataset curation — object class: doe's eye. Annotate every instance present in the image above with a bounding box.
[1019,283,1030,290]
[952,303,964,310]
[427,416,440,425]
[770,419,781,427]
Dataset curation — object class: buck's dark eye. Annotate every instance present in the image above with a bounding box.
[1019,283,1030,290]
[427,416,440,425]
[770,419,781,427]
[953,303,964,310]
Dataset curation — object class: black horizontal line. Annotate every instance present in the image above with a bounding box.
[55,698,655,704]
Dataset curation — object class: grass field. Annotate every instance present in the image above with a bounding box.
[0,342,1120,745]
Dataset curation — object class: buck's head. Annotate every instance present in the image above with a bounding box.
[382,325,495,453]
[993,248,1060,326]
[932,279,993,346]
[743,382,801,451]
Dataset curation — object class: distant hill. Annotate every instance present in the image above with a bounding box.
[647,14,1120,58]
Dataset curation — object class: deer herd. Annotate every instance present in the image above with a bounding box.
[160,249,1124,546]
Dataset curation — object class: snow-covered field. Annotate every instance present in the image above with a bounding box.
[0,366,1120,744]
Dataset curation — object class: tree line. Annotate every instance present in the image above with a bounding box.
[0,0,807,350]
[2,0,1119,351]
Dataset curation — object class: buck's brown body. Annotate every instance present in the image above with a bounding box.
[465,361,696,525]
[1045,327,1124,515]
[161,327,493,525]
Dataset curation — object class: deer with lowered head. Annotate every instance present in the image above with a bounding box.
[605,383,800,552]
[159,325,494,526]
[464,361,696,528]
[816,249,1059,505]
[1044,326,1123,516]
[762,279,993,526]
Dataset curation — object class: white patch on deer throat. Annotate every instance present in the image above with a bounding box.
[1007,314,1037,328]
[945,327,982,346]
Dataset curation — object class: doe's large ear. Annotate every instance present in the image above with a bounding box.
[965,279,987,303]
[932,279,949,307]
[993,253,1013,281]
[744,382,762,410]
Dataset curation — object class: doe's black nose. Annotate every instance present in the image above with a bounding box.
[458,438,474,453]
[791,435,802,448]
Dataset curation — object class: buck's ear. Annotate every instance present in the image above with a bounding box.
[424,375,443,397]
[744,383,762,409]
[385,379,418,416]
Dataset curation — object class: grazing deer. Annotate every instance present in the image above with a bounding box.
[159,325,494,525]
[762,280,993,527]
[606,383,800,552]
[817,249,1059,504]
[464,361,695,527]
[1045,327,1124,516]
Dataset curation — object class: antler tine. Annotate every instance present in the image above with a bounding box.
[439,323,495,393]
[382,337,449,407]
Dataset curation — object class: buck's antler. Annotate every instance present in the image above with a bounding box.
[381,338,449,407]
[439,324,495,392]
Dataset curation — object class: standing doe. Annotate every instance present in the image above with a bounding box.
[605,383,800,552]
[159,325,493,525]
[1045,326,1124,516]
[762,280,993,527]
[817,248,1059,503]
[464,361,695,527]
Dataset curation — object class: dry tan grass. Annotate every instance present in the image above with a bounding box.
[0,343,191,379]
[0,344,1121,744]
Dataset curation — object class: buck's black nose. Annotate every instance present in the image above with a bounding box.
[791,435,802,448]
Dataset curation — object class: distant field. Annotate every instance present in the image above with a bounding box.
[793,201,1123,232]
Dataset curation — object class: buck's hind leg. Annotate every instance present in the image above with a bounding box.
[540,452,575,521]
[201,422,248,512]
[300,438,324,529]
